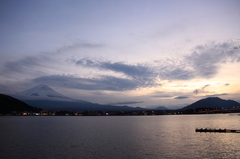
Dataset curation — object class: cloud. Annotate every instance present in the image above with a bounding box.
[193,89,199,94]
[108,101,144,105]
[153,58,195,80]
[32,74,153,91]
[225,83,229,86]
[193,84,210,94]
[67,41,239,91]
[150,91,174,98]
[55,41,104,54]
[174,96,189,99]
[74,57,196,85]
[151,95,173,98]
[0,42,107,89]
[205,93,228,97]
[159,67,195,80]
[1,41,104,76]
[1,55,53,79]
[0,84,11,93]
[73,41,240,84]
[3,40,239,92]
[74,58,161,89]
[202,84,210,90]
[75,58,157,82]
[186,41,240,78]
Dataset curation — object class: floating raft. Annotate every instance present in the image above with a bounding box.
[196,128,240,133]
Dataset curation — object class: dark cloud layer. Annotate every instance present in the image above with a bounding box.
[3,41,239,92]
[74,41,240,84]
[174,96,189,99]
[4,55,50,73]
[32,75,147,91]
[75,58,156,82]
[186,42,240,78]
[74,59,160,90]
[2,41,103,75]
[205,93,228,97]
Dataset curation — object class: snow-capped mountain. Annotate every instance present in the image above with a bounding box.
[16,84,72,100]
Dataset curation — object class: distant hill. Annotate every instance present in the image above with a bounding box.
[180,97,240,110]
[12,84,145,111]
[155,106,169,110]
[18,100,146,111]
[0,94,42,114]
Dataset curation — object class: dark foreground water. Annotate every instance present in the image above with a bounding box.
[0,114,240,159]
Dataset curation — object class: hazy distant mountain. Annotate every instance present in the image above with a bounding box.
[180,97,240,110]
[13,84,145,111]
[0,94,42,114]
[155,106,169,110]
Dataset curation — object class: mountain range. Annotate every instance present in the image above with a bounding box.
[12,84,145,111]
[6,84,240,112]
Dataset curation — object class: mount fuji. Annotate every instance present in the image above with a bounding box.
[16,84,72,100]
[12,84,145,111]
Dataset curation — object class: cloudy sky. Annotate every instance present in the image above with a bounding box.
[1,0,240,108]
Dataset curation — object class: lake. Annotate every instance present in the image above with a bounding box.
[0,114,240,159]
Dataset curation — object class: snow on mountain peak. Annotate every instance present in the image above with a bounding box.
[16,84,71,100]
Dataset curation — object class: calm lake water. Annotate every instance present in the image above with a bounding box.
[0,114,240,159]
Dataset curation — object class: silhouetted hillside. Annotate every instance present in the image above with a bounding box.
[0,94,42,114]
[181,97,240,110]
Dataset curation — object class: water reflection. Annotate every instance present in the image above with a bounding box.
[0,114,239,159]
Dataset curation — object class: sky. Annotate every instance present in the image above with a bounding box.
[0,0,240,109]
